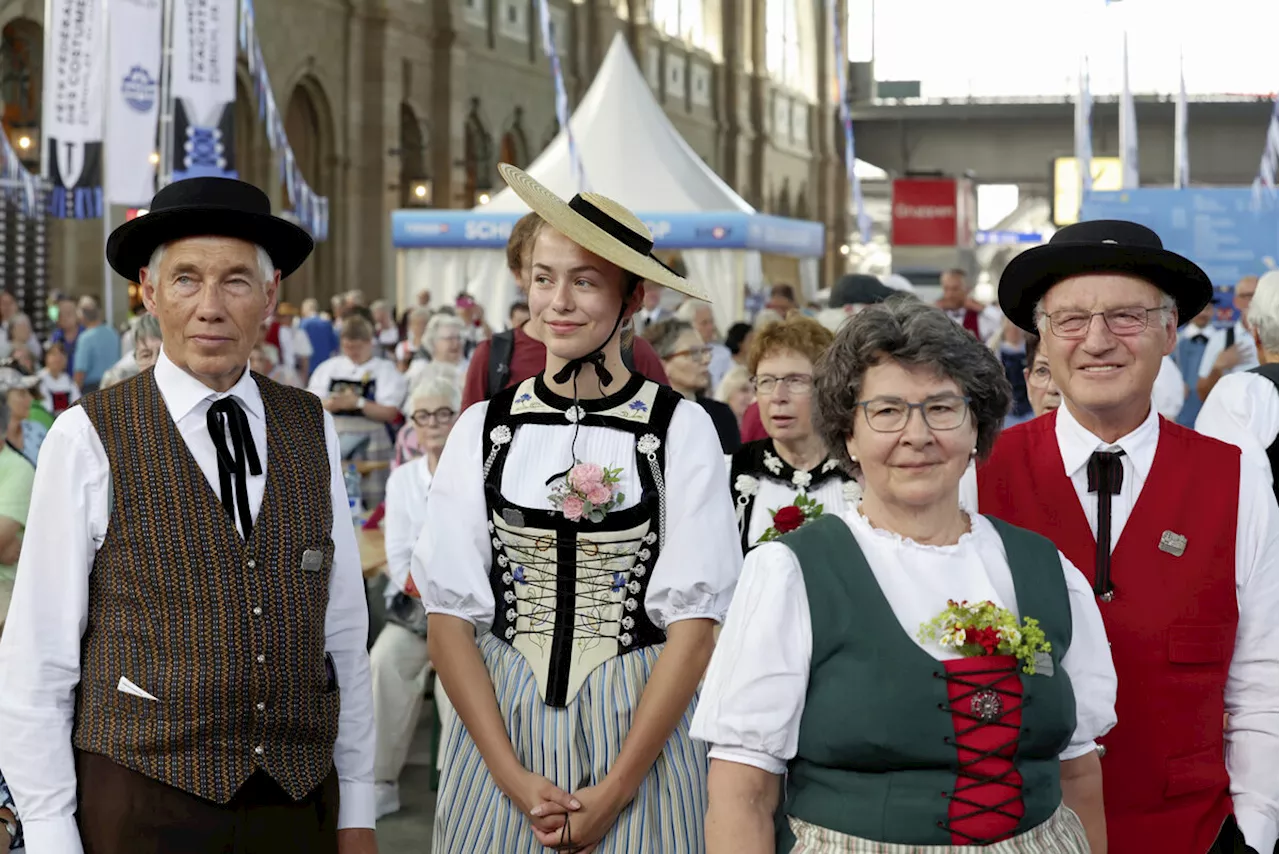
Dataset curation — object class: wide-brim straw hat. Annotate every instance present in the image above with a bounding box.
[498,163,709,302]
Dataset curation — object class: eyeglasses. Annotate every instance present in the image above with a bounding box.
[668,345,713,363]
[752,373,814,396]
[1043,306,1167,339]
[853,394,971,432]
[410,407,456,426]
[1026,363,1054,388]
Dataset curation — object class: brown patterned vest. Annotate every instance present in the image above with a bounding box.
[73,369,340,803]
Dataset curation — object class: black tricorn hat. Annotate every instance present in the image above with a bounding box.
[998,219,1212,333]
[106,177,314,282]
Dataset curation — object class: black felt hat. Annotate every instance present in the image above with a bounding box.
[106,177,314,282]
[998,219,1212,333]
[830,274,896,308]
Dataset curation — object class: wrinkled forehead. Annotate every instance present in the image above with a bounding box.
[161,235,262,269]
[1041,273,1164,311]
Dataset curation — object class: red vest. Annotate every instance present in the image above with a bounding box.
[977,412,1239,854]
[962,308,982,338]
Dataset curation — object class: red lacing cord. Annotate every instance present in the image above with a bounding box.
[934,666,1027,845]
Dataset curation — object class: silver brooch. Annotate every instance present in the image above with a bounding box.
[565,405,586,423]
[489,425,512,445]
[637,434,661,455]
[970,690,1003,722]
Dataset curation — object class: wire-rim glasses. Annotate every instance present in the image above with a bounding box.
[853,394,972,432]
[752,373,814,397]
[410,407,457,426]
[1043,306,1167,339]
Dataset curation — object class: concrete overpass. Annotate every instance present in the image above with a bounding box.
[848,97,1274,192]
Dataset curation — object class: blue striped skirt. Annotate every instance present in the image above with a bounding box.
[432,632,708,853]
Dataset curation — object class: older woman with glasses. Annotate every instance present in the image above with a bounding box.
[727,314,858,552]
[693,298,1116,854]
[642,318,741,453]
[370,375,460,819]
[1023,335,1063,417]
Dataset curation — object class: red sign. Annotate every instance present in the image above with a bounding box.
[891,179,959,246]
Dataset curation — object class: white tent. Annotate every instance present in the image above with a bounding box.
[399,33,820,332]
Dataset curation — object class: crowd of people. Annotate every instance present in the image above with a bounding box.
[0,169,1273,854]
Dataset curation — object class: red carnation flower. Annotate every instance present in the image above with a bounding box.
[772,504,806,534]
[974,626,1001,655]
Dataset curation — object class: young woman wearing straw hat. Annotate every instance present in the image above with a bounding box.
[411,164,742,853]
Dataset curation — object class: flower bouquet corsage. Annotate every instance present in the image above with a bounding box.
[756,493,824,542]
[917,599,1051,675]
[549,462,625,523]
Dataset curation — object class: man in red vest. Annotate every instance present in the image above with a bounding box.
[937,268,1001,341]
[974,220,1278,854]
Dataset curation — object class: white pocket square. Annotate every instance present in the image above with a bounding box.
[116,676,159,702]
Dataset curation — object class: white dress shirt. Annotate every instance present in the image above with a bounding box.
[1198,321,1261,379]
[412,399,741,631]
[962,403,1279,853]
[0,349,376,853]
[1196,371,1280,487]
[383,456,433,597]
[690,509,1117,774]
[1152,354,1187,420]
[307,354,407,410]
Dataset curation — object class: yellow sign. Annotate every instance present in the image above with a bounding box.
[1053,157,1123,226]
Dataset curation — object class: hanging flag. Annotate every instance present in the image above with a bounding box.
[169,0,238,181]
[537,0,586,192]
[1075,55,1094,194]
[1258,100,1278,190]
[830,0,871,243]
[1173,50,1189,189]
[105,0,162,205]
[1119,30,1139,190]
[41,0,108,218]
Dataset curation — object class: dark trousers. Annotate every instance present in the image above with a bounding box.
[75,750,339,854]
[1207,815,1261,854]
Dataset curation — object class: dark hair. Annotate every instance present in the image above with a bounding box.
[813,296,1012,477]
[770,284,797,303]
[725,322,753,355]
[509,300,529,321]
[341,315,374,342]
[1025,333,1042,366]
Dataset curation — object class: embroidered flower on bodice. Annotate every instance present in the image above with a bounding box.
[792,470,812,489]
[843,480,863,504]
[822,459,839,473]
[513,566,528,584]
[611,572,627,593]
[516,392,533,403]
[628,399,648,412]
[734,474,760,497]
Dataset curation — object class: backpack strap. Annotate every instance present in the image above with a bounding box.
[1247,364,1279,499]
[486,329,517,400]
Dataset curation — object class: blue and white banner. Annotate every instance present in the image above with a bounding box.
[392,210,826,257]
[1257,100,1278,191]
[41,0,107,218]
[1118,30,1139,190]
[536,0,586,191]
[830,0,871,243]
[0,127,40,218]
[105,0,162,204]
[1075,56,1094,194]
[238,0,328,240]
[170,0,237,181]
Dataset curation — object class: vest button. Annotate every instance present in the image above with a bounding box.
[247,559,257,569]
[253,607,262,616]
[254,745,264,755]
[256,702,265,711]
[256,654,265,664]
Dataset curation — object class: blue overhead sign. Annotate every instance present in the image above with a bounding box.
[1080,188,1279,285]
[392,210,825,257]
[975,230,1046,246]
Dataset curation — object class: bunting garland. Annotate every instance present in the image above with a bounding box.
[238,0,329,240]
[0,132,40,218]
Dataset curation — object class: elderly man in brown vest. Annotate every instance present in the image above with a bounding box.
[0,178,377,854]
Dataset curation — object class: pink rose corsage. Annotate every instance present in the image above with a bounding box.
[549,462,625,523]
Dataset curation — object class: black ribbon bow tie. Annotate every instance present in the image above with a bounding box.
[1086,449,1125,601]
[207,396,263,539]
[551,350,613,388]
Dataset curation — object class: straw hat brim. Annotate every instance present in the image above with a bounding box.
[498,163,709,303]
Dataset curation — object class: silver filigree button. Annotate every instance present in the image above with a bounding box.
[504,591,516,603]
[970,690,1003,722]
[633,565,646,577]
[506,608,517,622]
[497,554,510,567]
[490,426,512,445]
[504,626,516,639]
[636,434,660,455]
[622,616,635,630]
[492,537,503,550]
[627,581,640,594]
[642,532,657,545]
[488,521,496,533]
[565,405,586,423]
[624,598,638,612]
[619,633,633,646]
[637,548,651,561]
[254,745,264,756]
[502,571,513,585]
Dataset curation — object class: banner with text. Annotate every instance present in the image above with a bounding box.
[106,0,162,204]
[42,0,107,218]
[170,0,237,181]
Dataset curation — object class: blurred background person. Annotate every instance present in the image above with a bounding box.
[71,295,120,393]
[1023,334,1062,418]
[370,377,459,820]
[633,281,670,332]
[1173,301,1216,427]
[937,268,1002,341]
[46,294,83,370]
[676,300,734,390]
[724,321,754,371]
[408,312,468,389]
[1197,274,1261,402]
[395,306,433,372]
[507,300,530,331]
[7,314,41,367]
[0,382,36,633]
[714,364,755,432]
[100,314,162,389]
[991,318,1034,427]
[371,299,401,358]
[302,296,341,365]
[37,341,80,416]
[643,318,740,454]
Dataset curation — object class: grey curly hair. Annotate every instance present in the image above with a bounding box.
[813,296,1013,477]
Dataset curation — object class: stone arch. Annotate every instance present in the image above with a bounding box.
[400,101,429,207]
[1,16,42,162]
[281,74,337,306]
